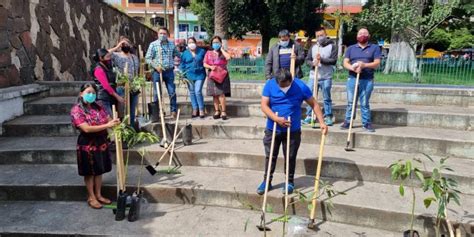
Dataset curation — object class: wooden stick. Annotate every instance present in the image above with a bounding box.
[346,73,360,149]
[156,127,185,164]
[112,105,125,191]
[290,45,296,79]
[284,116,291,215]
[168,109,181,168]
[309,133,327,223]
[311,47,320,127]
[155,82,169,147]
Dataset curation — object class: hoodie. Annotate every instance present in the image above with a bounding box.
[305,37,337,80]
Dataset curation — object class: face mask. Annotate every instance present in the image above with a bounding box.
[357,35,369,44]
[159,34,167,41]
[121,45,131,53]
[317,36,325,45]
[82,92,96,104]
[279,40,289,47]
[188,43,197,50]
[212,43,221,50]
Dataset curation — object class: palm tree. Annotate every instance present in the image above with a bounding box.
[214,0,229,46]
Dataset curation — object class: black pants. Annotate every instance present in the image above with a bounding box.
[263,129,301,184]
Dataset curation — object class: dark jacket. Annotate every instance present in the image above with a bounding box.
[265,40,305,80]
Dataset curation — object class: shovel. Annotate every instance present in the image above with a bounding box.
[145,127,185,175]
[284,117,291,216]
[167,109,181,172]
[128,149,146,222]
[307,133,327,229]
[344,73,360,152]
[112,105,128,221]
[155,81,169,148]
[257,112,278,233]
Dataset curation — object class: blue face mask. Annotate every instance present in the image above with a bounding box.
[159,34,167,41]
[82,93,96,104]
[279,40,289,47]
[212,43,221,50]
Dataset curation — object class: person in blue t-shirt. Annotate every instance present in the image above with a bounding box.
[340,27,381,132]
[257,69,328,195]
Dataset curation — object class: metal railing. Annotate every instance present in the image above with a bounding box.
[227,57,474,85]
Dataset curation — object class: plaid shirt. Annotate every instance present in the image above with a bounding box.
[145,39,179,70]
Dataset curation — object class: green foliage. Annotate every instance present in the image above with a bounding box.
[109,116,159,148]
[449,28,474,49]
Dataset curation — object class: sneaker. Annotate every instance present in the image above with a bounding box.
[301,117,312,125]
[324,117,333,126]
[363,123,375,132]
[340,120,350,130]
[257,181,272,195]
[282,183,295,194]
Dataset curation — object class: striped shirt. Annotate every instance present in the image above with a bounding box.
[145,39,179,70]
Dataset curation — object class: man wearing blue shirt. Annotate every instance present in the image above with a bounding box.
[145,27,180,118]
[257,69,328,195]
[340,27,381,132]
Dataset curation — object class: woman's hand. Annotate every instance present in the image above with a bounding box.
[209,65,217,71]
[107,118,121,128]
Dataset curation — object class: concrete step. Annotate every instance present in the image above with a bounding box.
[39,81,474,107]
[1,137,472,195]
[24,97,474,131]
[146,117,474,159]
[0,164,471,235]
[4,115,473,159]
[0,201,401,236]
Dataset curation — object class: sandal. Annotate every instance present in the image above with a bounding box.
[87,198,103,209]
[199,110,206,119]
[213,111,221,120]
[221,111,228,120]
[97,196,112,205]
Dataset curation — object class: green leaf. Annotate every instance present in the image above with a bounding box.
[414,170,425,183]
[399,184,405,196]
[424,197,436,208]
[272,215,290,223]
[307,203,313,211]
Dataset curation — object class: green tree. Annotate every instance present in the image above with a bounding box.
[190,0,323,53]
[359,0,460,82]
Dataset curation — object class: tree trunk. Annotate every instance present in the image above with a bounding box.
[384,32,416,74]
[261,32,271,55]
[214,0,229,47]
[337,17,344,60]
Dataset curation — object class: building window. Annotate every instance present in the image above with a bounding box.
[179,24,189,32]
[200,26,206,32]
[150,0,164,3]
[129,0,145,3]
[151,17,165,27]
[129,0,163,3]
[193,26,199,32]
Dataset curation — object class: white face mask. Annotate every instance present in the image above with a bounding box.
[280,84,291,93]
[188,43,197,50]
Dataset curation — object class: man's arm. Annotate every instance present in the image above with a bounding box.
[264,47,274,80]
[145,43,158,69]
[343,58,355,72]
[360,59,381,70]
[305,97,328,135]
[261,96,290,127]
[295,43,305,66]
[305,45,314,68]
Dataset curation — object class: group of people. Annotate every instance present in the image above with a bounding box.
[257,26,380,194]
[70,25,381,208]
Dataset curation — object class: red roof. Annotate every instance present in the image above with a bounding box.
[316,5,362,14]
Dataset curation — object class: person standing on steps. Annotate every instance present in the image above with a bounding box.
[204,36,232,120]
[145,27,180,118]
[265,29,305,80]
[340,27,381,132]
[179,37,207,119]
[70,83,121,209]
[91,48,124,117]
[257,69,328,195]
[108,36,140,127]
[302,27,337,126]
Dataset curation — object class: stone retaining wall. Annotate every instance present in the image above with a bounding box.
[0,0,156,88]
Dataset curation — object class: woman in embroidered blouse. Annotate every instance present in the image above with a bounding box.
[204,36,232,120]
[71,83,120,209]
[179,37,207,119]
[92,48,124,116]
[108,37,140,126]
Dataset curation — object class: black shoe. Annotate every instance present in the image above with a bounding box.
[213,111,221,119]
[221,112,228,120]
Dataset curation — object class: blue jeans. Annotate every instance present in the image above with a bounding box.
[306,76,333,118]
[345,77,374,125]
[152,69,177,113]
[188,79,205,111]
[117,87,139,126]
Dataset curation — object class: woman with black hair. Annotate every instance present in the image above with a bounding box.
[92,48,124,116]
[203,35,232,120]
[70,83,120,209]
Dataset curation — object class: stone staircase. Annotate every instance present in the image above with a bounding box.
[0,82,473,236]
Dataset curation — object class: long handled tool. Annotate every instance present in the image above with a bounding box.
[284,117,291,216]
[112,105,128,221]
[311,47,320,128]
[307,132,327,229]
[290,45,296,79]
[257,112,278,233]
[145,127,185,175]
[128,149,145,222]
[155,82,170,148]
[344,73,360,152]
[167,109,180,172]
